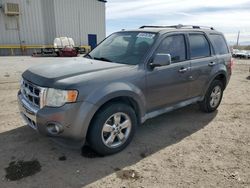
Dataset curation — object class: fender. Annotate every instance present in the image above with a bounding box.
[76,82,146,140]
[201,64,227,98]
[85,81,146,120]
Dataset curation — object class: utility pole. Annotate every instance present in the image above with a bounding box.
[236,31,240,47]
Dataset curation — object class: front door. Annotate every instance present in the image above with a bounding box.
[146,34,191,112]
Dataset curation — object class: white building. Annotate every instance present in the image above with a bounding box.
[0,0,106,55]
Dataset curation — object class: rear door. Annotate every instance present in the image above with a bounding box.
[187,32,217,98]
[146,33,191,112]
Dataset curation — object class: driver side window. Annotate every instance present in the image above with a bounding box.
[156,35,187,63]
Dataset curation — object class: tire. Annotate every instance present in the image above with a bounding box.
[87,103,137,156]
[199,80,224,113]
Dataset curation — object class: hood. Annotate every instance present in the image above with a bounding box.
[22,58,129,88]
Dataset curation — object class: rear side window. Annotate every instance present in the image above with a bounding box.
[189,34,210,59]
[209,34,229,55]
[155,35,186,63]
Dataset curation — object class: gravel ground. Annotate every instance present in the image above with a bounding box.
[0,57,249,188]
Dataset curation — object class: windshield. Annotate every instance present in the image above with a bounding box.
[87,32,157,65]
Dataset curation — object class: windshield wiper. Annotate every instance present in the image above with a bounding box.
[84,54,93,59]
[93,57,113,62]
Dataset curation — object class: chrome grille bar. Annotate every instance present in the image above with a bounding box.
[21,79,41,108]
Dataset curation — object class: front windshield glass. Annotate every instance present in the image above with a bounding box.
[87,32,157,65]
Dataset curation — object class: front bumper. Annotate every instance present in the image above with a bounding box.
[17,90,98,146]
[18,91,39,130]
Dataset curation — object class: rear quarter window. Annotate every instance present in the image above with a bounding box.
[209,34,229,55]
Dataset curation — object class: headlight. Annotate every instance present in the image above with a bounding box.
[44,88,78,107]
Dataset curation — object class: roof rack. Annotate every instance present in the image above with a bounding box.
[139,24,215,30]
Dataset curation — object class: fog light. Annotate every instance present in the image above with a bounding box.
[47,122,63,135]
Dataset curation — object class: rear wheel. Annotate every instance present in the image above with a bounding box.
[199,80,224,113]
[87,103,137,156]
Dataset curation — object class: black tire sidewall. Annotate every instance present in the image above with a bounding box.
[204,80,224,112]
[87,103,137,156]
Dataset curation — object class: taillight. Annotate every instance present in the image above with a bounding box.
[228,58,234,74]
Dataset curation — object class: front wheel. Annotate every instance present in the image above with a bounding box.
[199,80,224,113]
[87,103,137,156]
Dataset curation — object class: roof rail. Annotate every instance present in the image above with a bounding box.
[139,25,177,29]
[139,24,215,30]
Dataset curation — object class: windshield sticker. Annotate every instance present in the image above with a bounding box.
[137,33,155,39]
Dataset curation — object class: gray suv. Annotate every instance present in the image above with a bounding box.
[18,25,233,155]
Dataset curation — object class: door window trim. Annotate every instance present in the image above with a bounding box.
[151,33,188,64]
[188,33,212,60]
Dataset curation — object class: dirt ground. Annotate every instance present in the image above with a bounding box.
[0,56,249,188]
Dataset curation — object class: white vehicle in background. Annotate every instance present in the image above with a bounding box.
[232,49,250,59]
[246,51,250,59]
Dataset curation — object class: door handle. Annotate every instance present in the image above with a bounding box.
[179,67,188,73]
[208,62,216,66]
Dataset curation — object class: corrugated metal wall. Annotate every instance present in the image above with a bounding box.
[0,0,106,55]
[0,0,46,45]
[53,0,106,45]
[41,0,56,44]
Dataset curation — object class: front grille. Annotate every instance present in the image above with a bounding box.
[21,79,41,108]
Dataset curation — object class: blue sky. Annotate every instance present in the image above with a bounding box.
[106,0,250,45]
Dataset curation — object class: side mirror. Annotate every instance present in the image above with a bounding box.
[149,53,171,69]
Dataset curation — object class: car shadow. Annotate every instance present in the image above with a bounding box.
[0,104,217,187]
